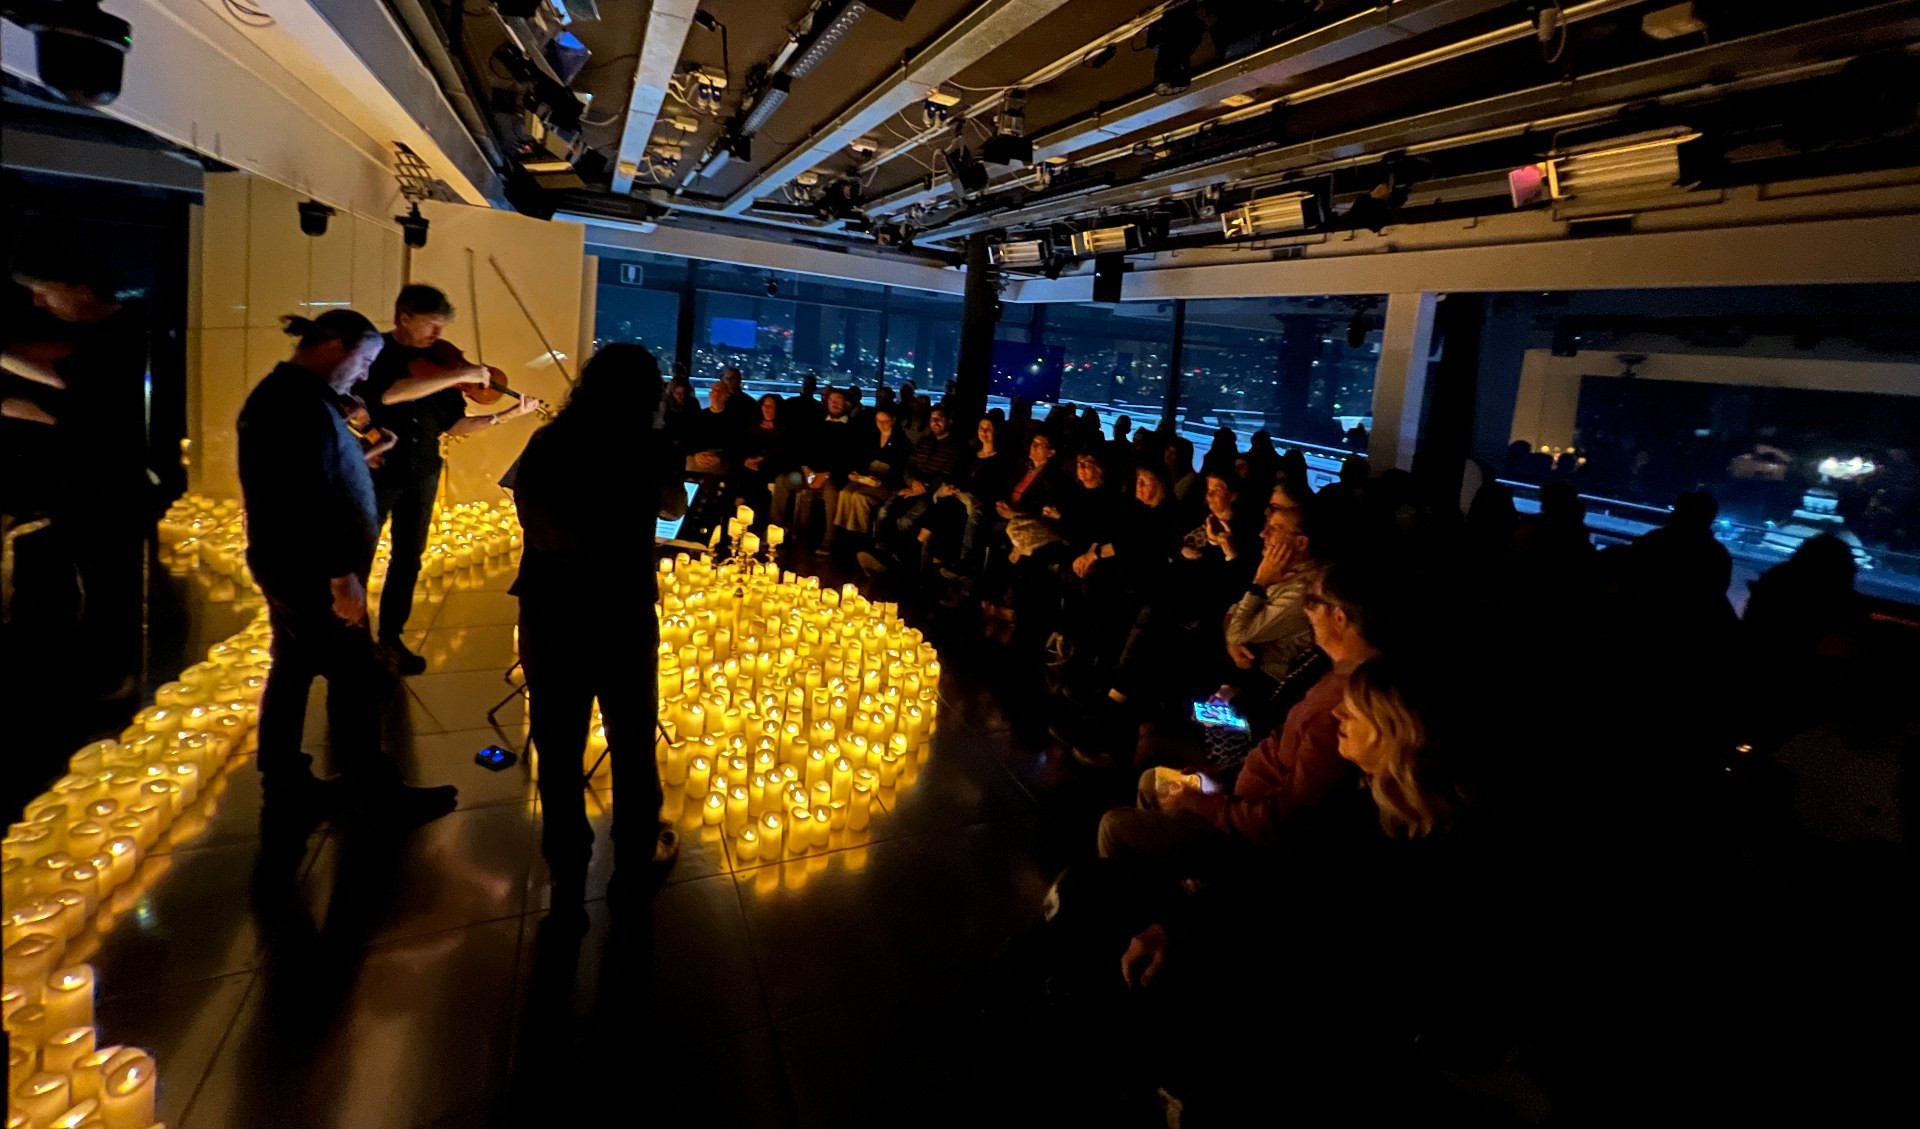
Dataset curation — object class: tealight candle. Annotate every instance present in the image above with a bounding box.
[810,806,833,849]
[759,812,784,857]
[849,783,873,831]
[40,965,93,1031]
[1,983,29,1023]
[735,827,760,863]
[10,1073,69,1126]
[701,793,725,826]
[7,1003,51,1050]
[102,838,139,890]
[40,1025,95,1074]
[685,756,712,799]
[47,890,87,942]
[100,1049,157,1129]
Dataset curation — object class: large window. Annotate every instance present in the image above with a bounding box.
[1178,298,1383,457]
[1473,285,1920,603]
[593,253,684,362]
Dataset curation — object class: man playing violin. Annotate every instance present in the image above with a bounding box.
[362,284,542,674]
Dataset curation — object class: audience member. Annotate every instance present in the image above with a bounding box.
[823,404,910,552]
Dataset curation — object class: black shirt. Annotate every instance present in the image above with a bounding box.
[511,419,657,608]
[237,362,378,590]
[361,333,468,476]
[38,303,152,523]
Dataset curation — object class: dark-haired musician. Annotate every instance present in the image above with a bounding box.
[362,284,541,674]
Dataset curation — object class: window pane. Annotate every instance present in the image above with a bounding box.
[593,257,680,361]
[691,290,797,393]
[1177,298,1383,475]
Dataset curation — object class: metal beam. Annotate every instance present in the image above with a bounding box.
[718,0,1077,216]
[568,215,967,296]
[611,0,700,195]
[1032,0,1514,163]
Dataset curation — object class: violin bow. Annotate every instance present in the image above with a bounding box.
[464,247,552,419]
[488,254,577,387]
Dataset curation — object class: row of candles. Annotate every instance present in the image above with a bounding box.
[650,528,941,867]
[4,612,279,1127]
[158,493,521,589]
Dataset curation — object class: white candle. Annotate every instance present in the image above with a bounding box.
[99,1050,157,1129]
[11,1073,69,1125]
[40,965,93,1031]
[40,1025,95,1074]
[3,933,60,986]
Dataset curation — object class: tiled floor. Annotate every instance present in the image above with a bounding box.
[85,557,1087,1128]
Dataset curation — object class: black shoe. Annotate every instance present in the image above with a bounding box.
[261,773,345,828]
[350,783,459,828]
[381,638,428,676]
[856,551,889,577]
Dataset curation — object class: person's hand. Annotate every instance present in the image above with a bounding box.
[692,452,724,473]
[743,455,765,470]
[1228,642,1257,669]
[936,483,957,499]
[995,500,1015,519]
[1252,534,1293,587]
[329,574,367,626]
[1041,505,1062,520]
[1179,545,1203,561]
[1204,514,1232,548]
[1121,924,1170,988]
[510,395,544,419]
[2,397,57,425]
[1072,551,1098,579]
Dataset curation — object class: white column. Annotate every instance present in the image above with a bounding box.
[1366,292,1439,472]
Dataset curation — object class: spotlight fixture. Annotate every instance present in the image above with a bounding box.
[395,204,430,249]
[945,145,990,197]
[1222,191,1321,238]
[765,275,780,296]
[989,239,1046,267]
[1545,128,1700,201]
[5,0,132,106]
[789,0,866,80]
[297,200,336,237]
[1069,224,1138,257]
[739,73,793,135]
[1147,4,1206,97]
[980,88,1032,166]
[1345,158,1425,234]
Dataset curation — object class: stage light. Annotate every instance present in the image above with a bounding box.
[1508,163,1549,208]
[1069,225,1138,257]
[1082,44,1115,69]
[989,239,1046,267]
[789,0,865,80]
[297,200,335,237]
[765,275,780,296]
[945,146,990,197]
[1546,128,1699,200]
[1222,191,1320,238]
[7,0,132,106]
[740,73,792,135]
[395,204,430,249]
[980,88,1032,166]
[1147,5,1206,97]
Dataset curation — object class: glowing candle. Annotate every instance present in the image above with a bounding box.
[40,1025,94,1075]
[685,756,712,799]
[1,983,29,1023]
[168,762,203,805]
[831,757,854,803]
[767,524,785,549]
[739,532,760,558]
[71,1045,126,1103]
[7,1003,51,1049]
[11,1074,68,1126]
[138,779,181,818]
[64,821,107,859]
[101,838,138,890]
[40,965,93,1030]
[47,891,87,943]
[725,786,750,834]
[759,812,784,857]
[827,802,848,831]
[99,1050,157,1129]
[810,806,833,849]
[804,747,829,790]
[878,753,902,788]
[663,742,689,787]
[735,827,761,864]
[849,783,873,831]
[701,793,725,826]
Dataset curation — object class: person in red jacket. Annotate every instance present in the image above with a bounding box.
[1095,559,1390,867]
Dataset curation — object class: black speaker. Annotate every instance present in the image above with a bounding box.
[1092,252,1124,303]
[864,0,920,19]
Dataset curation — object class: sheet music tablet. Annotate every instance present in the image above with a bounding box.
[656,479,709,553]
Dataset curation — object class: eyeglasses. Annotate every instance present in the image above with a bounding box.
[1304,592,1342,613]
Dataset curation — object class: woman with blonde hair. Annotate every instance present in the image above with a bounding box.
[1334,655,1456,839]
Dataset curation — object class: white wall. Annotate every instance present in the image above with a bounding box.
[188,173,403,498]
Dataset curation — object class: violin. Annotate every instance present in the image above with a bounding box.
[412,338,549,417]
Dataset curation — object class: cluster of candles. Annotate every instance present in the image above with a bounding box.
[157,493,521,590]
[2,611,276,1126]
[651,514,940,866]
[3,965,154,1127]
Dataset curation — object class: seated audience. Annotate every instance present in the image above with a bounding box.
[1094,559,1388,866]
[770,386,856,538]
[823,404,911,552]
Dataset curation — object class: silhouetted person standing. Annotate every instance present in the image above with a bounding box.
[238,311,457,823]
[512,343,677,897]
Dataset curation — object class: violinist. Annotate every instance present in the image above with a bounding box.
[362,284,542,674]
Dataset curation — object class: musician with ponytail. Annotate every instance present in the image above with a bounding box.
[237,310,459,824]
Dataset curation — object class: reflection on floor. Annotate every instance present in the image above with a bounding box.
[88,555,1110,1128]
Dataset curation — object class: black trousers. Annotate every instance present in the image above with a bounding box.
[373,459,440,642]
[519,593,663,868]
[257,578,395,791]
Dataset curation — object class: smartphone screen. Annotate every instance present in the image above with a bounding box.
[474,745,519,771]
[1191,700,1250,732]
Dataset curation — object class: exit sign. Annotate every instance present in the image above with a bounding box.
[616,263,644,286]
